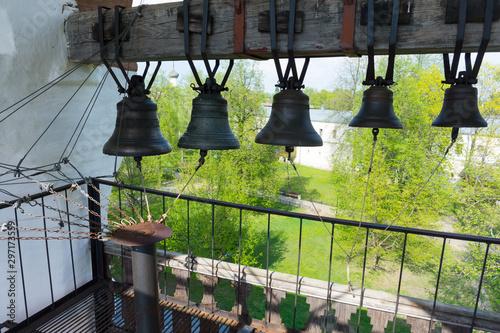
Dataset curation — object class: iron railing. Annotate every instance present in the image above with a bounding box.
[96,179,500,333]
[2,178,500,332]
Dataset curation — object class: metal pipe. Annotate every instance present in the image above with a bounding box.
[95,179,500,245]
[132,243,161,333]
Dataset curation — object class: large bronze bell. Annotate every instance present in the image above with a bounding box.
[432,84,487,128]
[103,75,172,157]
[349,85,402,129]
[255,89,323,147]
[178,86,240,151]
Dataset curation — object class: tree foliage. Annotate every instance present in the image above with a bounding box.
[116,60,281,267]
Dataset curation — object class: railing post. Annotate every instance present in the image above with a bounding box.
[171,268,192,331]
[131,243,161,333]
[331,301,357,333]
[171,268,190,300]
[366,308,393,333]
[304,296,333,332]
[406,316,435,333]
[88,179,103,280]
[199,274,219,307]
[263,287,286,325]
[231,280,252,316]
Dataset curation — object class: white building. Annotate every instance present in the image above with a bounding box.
[294,109,352,171]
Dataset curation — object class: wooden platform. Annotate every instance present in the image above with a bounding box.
[13,281,247,333]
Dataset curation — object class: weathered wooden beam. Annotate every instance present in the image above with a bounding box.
[65,0,500,63]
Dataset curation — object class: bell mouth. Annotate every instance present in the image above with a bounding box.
[432,85,487,128]
[177,92,240,151]
[255,90,323,147]
[349,85,403,129]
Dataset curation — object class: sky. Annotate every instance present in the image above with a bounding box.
[132,0,500,93]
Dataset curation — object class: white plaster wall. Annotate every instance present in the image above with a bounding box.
[295,121,350,171]
[0,0,126,325]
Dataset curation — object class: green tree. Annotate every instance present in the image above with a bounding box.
[156,60,280,266]
[442,60,500,310]
[330,56,455,270]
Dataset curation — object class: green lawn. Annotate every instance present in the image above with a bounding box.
[108,165,442,332]
[278,163,336,205]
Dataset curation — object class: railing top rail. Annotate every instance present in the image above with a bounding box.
[0,179,86,210]
[95,179,500,245]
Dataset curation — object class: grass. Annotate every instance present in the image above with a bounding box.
[107,165,444,332]
[278,163,336,205]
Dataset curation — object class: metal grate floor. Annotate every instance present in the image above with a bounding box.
[27,282,243,333]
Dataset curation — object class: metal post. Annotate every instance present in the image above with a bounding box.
[132,243,161,333]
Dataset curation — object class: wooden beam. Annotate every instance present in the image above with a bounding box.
[65,0,500,64]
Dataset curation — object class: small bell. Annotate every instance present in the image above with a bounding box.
[178,79,240,151]
[255,89,323,147]
[349,85,402,129]
[103,75,172,157]
[432,84,487,128]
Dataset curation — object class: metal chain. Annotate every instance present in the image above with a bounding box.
[51,189,114,225]
[0,235,96,240]
[122,188,144,223]
[73,183,122,222]
[12,224,99,237]
[15,203,114,230]
[25,177,113,225]
[30,200,97,229]
[88,182,134,222]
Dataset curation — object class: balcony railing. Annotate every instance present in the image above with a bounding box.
[2,178,500,333]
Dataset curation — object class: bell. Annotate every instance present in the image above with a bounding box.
[432,84,487,128]
[103,75,172,157]
[349,85,402,129]
[255,89,323,147]
[178,90,240,150]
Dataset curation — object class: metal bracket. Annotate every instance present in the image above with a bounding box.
[176,7,213,34]
[234,0,245,54]
[258,10,304,33]
[91,10,131,42]
[445,0,500,24]
[341,0,360,57]
[360,0,411,25]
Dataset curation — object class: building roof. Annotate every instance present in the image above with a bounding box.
[309,108,352,124]
[168,68,179,78]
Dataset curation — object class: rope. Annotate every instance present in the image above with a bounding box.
[137,160,153,222]
[88,182,135,223]
[157,151,206,225]
[351,138,456,260]
[122,188,144,223]
[72,182,122,222]
[60,70,110,160]
[346,130,378,292]
[349,129,378,258]
[288,156,349,257]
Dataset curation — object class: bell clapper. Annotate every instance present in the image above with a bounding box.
[372,128,379,142]
[197,150,208,170]
[285,146,294,163]
[134,156,143,170]
[451,127,459,142]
